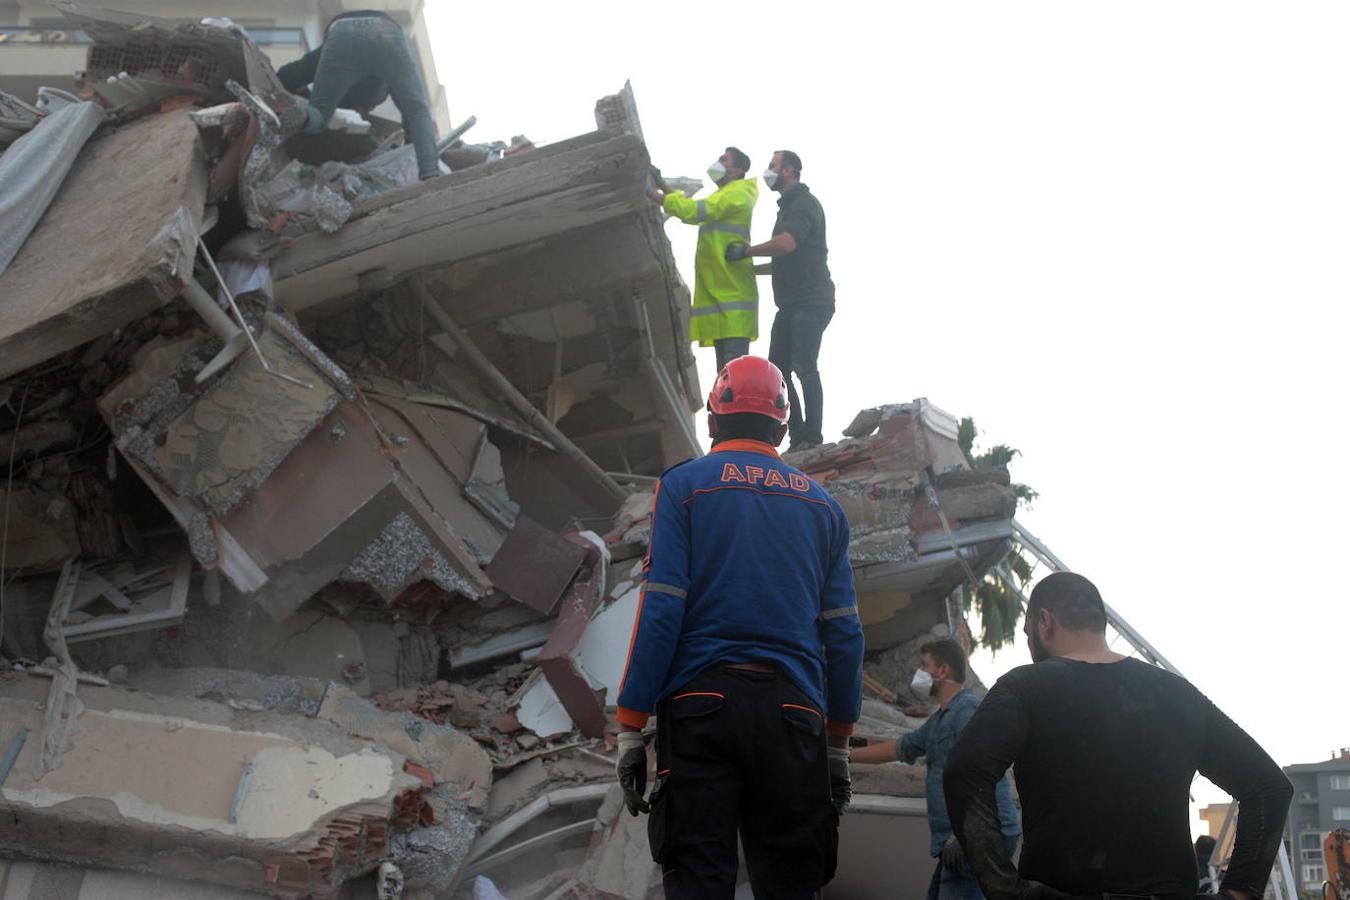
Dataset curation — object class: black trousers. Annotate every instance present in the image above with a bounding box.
[768,306,833,445]
[649,666,838,900]
[714,337,751,373]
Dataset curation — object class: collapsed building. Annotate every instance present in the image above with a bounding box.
[0,7,1021,899]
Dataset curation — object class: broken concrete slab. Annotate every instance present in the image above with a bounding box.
[0,109,207,380]
[571,582,642,707]
[0,673,430,898]
[317,683,492,813]
[101,325,347,518]
[485,517,586,616]
[271,131,652,311]
[123,667,329,717]
[514,671,576,740]
[111,388,499,620]
[536,537,608,739]
[56,2,292,110]
[0,487,81,572]
[0,859,270,899]
[575,784,661,899]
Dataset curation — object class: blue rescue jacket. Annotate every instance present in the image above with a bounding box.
[615,439,864,737]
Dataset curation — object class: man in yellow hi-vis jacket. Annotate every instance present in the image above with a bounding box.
[651,147,759,372]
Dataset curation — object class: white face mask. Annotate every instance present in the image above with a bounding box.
[762,168,780,189]
[910,669,934,695]
[707,161,727,182]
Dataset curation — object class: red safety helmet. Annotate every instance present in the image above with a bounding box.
[706,356,790,424]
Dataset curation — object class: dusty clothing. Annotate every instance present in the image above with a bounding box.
[943,657,1292,900]
[649,665,837,899]
[278,16,439,180]
[770,183,834,310]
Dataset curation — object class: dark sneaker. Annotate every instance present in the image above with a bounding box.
[786,439,821,455]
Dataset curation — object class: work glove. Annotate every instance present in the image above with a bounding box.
[827,745,852,816]
[724,242,749,262]
[940,836,966,874]
[615,730,650,816]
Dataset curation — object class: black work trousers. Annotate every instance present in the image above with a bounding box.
[768,305,833,446]
[714,337,751,373]
[649,666,838,900]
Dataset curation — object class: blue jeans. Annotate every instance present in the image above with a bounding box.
[303,17,439,179]
[926,835,1021,900]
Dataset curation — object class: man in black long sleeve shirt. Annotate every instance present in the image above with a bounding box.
[944,572,1291,900]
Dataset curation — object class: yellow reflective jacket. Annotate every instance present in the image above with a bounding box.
[663,178,759,346]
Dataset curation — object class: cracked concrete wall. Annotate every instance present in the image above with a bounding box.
[0,675,437,898]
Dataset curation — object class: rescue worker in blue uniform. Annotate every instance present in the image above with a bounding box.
[613,355,865,900]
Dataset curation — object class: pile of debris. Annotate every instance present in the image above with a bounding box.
[0,6,1022,898]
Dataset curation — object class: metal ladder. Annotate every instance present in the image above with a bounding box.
[1004,521,1298,900]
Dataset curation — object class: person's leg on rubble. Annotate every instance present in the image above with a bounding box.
[651,668,743,900]
[302,18,375,133]
[767,310,804,448]
[739,671,837,900]
[714,337,750,373]
[365,17,440,179]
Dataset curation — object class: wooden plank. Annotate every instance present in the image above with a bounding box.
[862,673,899,705]
[415,278,628,505]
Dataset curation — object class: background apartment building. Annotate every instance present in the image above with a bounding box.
[0,0,450,131]
[1285,748,1350,894]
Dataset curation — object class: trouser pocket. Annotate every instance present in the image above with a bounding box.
[646,774,670,864]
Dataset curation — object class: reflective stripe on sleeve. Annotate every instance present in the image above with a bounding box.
[819,605,858,621]
[696,200,707,222]
[645,582,687,599]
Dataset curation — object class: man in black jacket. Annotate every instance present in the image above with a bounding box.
[728,150,835,452]
[944,572,1291,900]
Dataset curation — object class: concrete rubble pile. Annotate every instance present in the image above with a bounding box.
[0,7,1021,898]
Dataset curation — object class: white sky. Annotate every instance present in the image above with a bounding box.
[425,1,1350,824]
